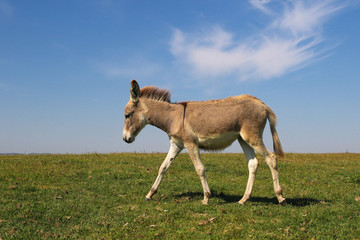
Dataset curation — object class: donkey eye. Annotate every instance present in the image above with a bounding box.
[125,112,133,119]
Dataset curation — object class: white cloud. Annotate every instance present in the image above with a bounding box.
[170,0,346,81]
[249,0,272,14]
[274,1,345,36]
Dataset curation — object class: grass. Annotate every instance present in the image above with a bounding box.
[0,153,359,239]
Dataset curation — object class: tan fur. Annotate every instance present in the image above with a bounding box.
[123,80,286,205]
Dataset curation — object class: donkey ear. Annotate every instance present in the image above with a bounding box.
[130,79,140,103]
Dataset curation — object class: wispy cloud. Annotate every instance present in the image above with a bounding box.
[170,0,347,81]
[249,0,272,14]
[273,1,345,36]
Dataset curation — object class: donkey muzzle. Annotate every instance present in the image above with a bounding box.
[122,131,135,143]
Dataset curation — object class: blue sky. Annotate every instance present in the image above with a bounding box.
[1,0,359,154]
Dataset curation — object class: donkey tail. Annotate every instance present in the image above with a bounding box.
[267,108,285,158]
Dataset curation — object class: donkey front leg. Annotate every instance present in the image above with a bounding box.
[185,143,211,205]
[145,140,183,201]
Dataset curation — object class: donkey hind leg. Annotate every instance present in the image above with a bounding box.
[145,140,183,201]
[185,143,211,205]
[252,142,286,205]
[238,138,259,205]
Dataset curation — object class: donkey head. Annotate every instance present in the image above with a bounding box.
[122,80,147,143]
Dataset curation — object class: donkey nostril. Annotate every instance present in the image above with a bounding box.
[123,136,134,143]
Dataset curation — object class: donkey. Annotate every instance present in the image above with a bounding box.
[123,80,286,205]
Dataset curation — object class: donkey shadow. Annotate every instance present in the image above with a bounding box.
[174,191,324,207]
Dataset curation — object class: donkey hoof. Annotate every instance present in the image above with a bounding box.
[279,198,287,206]
[201,200,209,205]
[145,197,151,201]
[238,195,250,205]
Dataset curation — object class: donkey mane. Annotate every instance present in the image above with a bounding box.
[140,86,171,103]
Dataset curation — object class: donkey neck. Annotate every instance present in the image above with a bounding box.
[142,99,182,134]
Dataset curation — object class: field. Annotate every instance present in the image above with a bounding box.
[0,153,359,239]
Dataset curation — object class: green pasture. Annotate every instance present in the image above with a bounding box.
[0,153,359,239]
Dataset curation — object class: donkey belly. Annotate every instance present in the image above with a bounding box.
[198,132,239,150]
